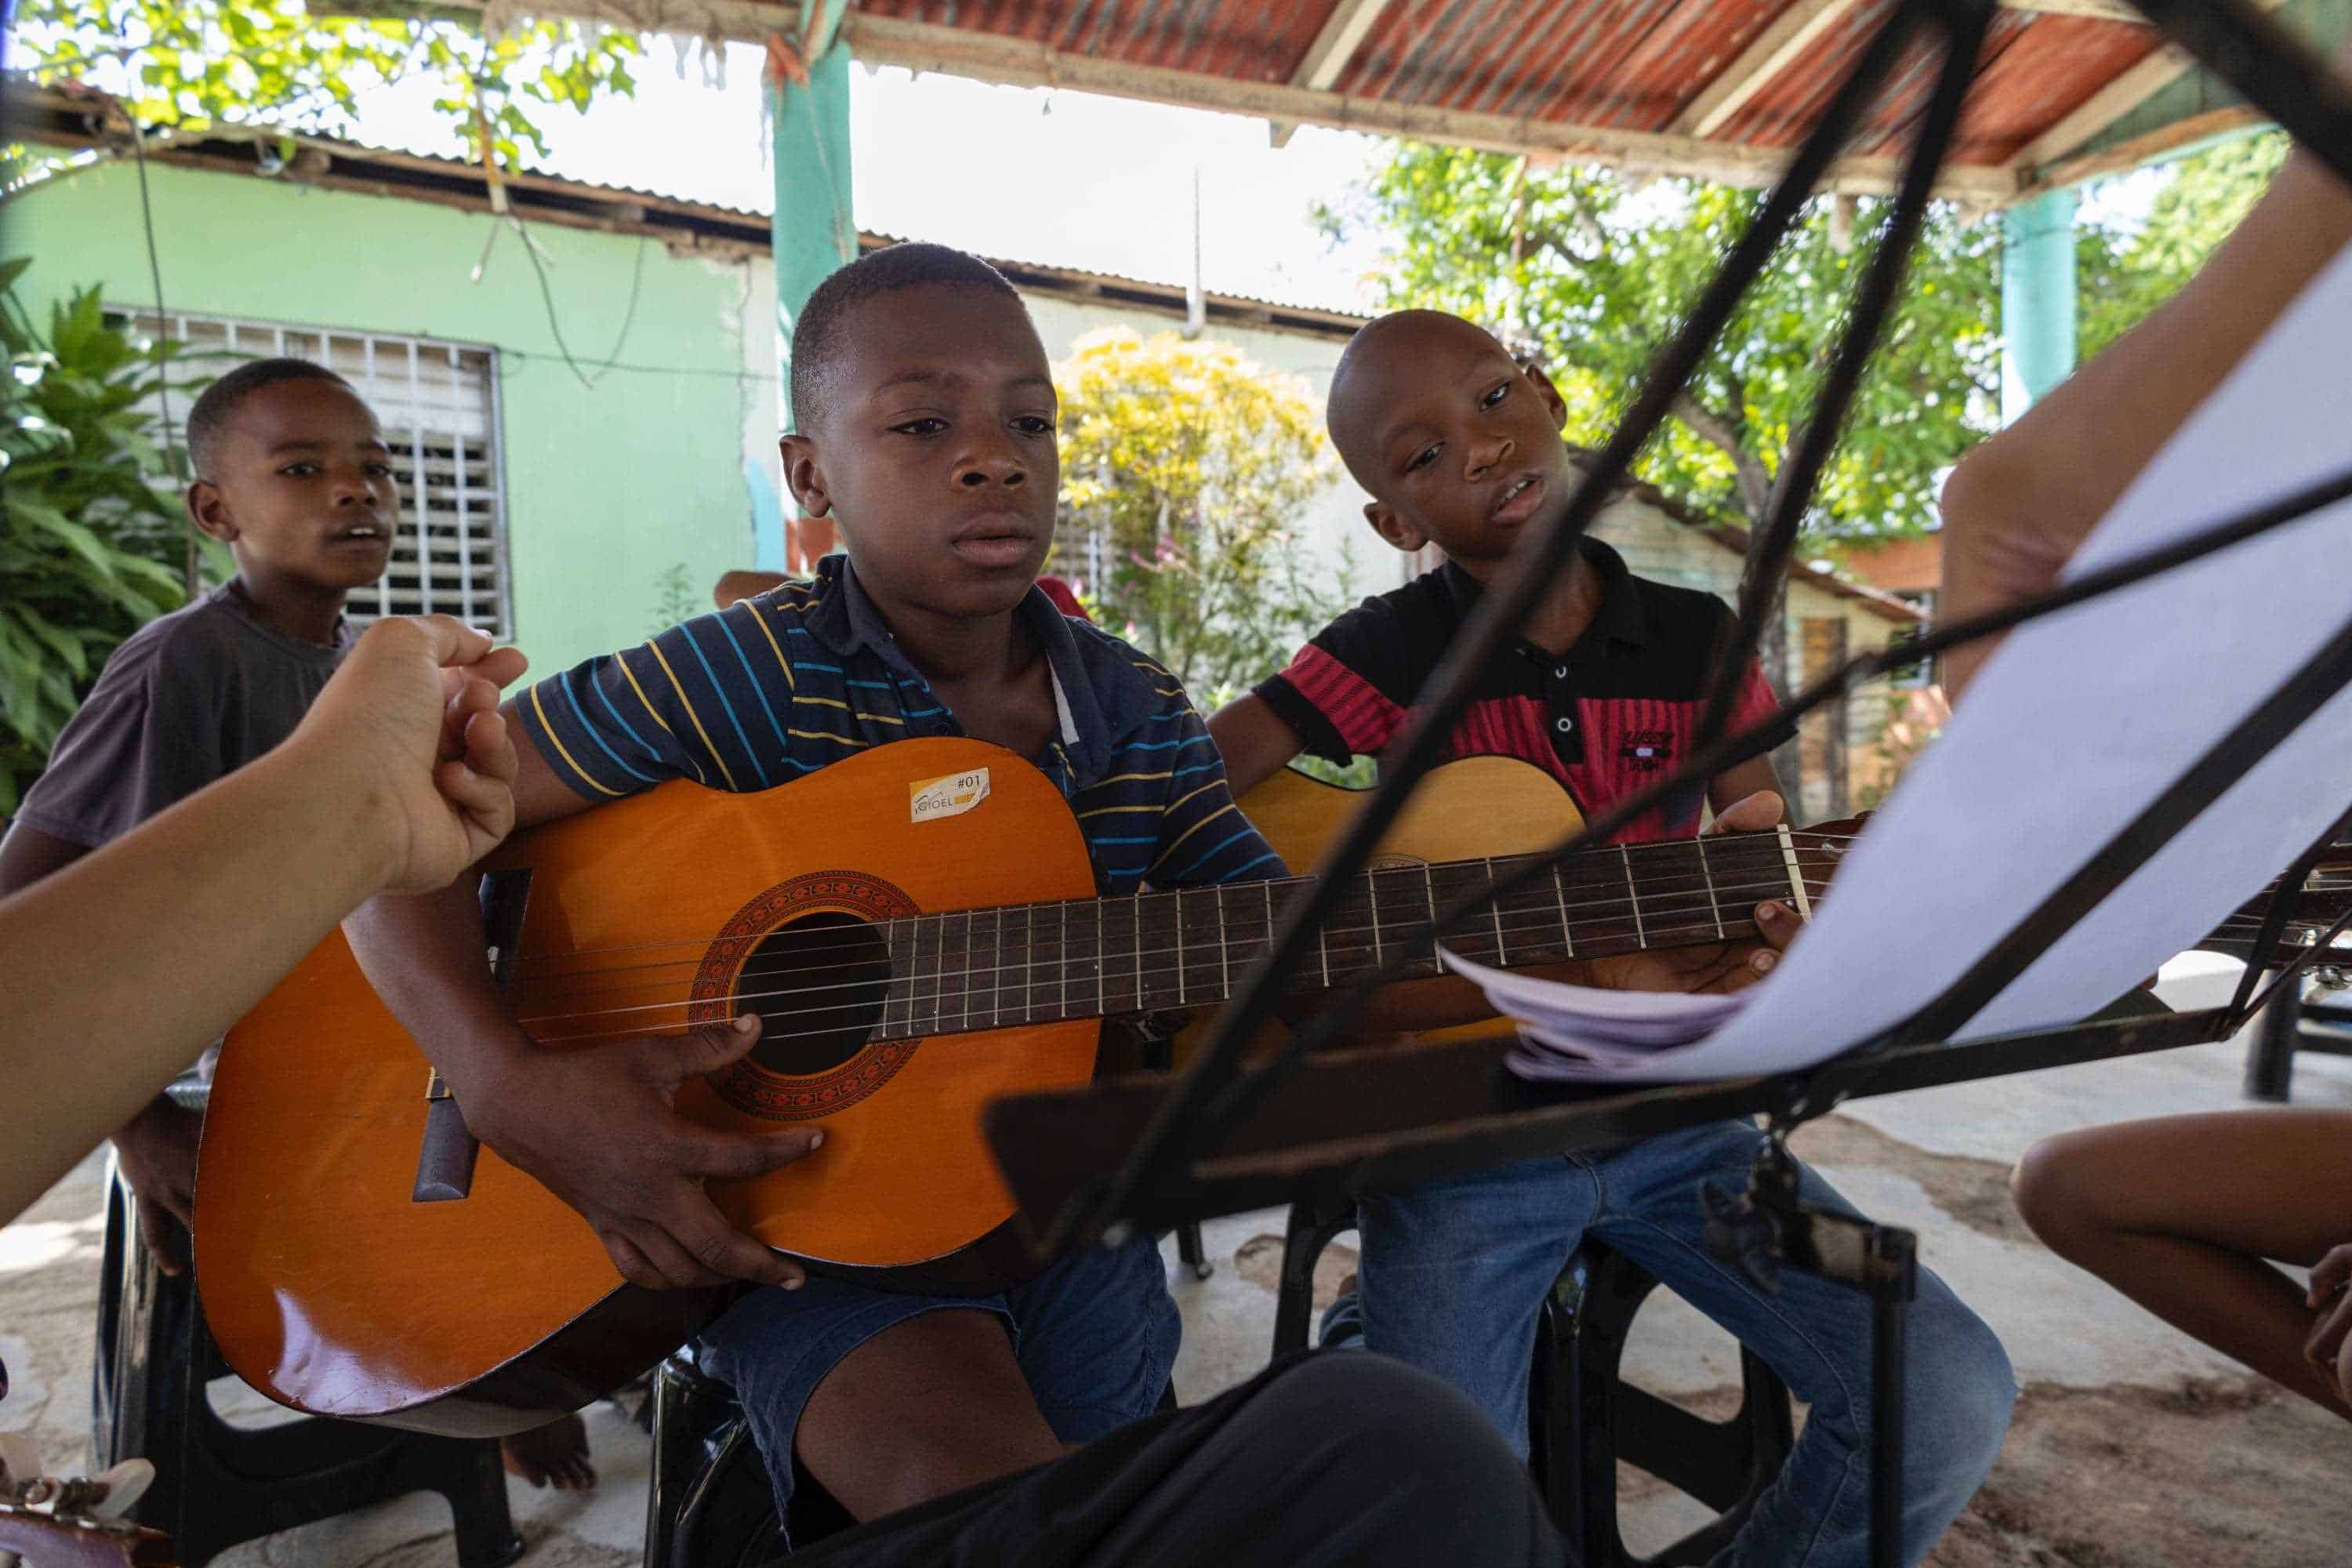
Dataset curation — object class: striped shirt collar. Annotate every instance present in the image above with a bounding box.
[802,553,1103,764]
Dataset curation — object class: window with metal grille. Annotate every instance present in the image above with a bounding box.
[111,312,510,635]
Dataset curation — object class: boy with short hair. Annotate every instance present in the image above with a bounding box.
[2,357,394,1266]
[343,243,1285,1539]
[0,358,592,1494]
[1208,308,2016,1566]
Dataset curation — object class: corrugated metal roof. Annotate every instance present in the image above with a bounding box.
[771,0,2307,200]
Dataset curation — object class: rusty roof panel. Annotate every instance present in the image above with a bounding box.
[849,0,2183,182]
[1950,16,2169,162]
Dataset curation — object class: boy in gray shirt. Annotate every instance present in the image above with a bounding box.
[0,356,590,1491]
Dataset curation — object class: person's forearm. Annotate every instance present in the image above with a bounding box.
[342,877,537,1120]
[0,739,394,1218]
[1943,154,2352,695]
[1207,693,1308,800]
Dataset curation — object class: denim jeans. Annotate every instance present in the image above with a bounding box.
[699,1233,1181,1535]
[1353,1120,2015,1568]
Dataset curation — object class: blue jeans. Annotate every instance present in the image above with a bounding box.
[1352,1120,2014,1568]
[699,1234,1181,1535]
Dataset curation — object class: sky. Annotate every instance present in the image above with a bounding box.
[335,35,1398,314]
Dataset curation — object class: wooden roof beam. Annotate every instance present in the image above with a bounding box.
[1670,0,2151,155]
[2000,0,2151,21]
[452,2,2020,204]
[833,9,2020,204]
[1671,0,1871,140]
[1270,0,1392,149]
[2008,0,2293,176]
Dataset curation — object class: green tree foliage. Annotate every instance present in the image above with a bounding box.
[12,1,638,172]
[1320,145,2005,546]
[0,261,192,813]
[1052,327,1350,699]
[2078,132,2291,359]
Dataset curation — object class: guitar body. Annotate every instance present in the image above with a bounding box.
[1215,756,1585,1044]
[197,738,1098,1436]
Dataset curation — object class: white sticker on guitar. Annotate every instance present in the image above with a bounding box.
[910,768,990,822]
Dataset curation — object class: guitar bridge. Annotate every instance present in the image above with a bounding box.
[411,869,529,1204]
[412,1070,477,1203]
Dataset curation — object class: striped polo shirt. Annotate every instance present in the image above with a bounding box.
[1253,538,1793,844]
[517,554,1282,894]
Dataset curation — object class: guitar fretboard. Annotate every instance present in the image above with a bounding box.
[870,827,1819,1040]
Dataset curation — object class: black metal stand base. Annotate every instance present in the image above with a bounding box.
[1704,1132,1918,1568]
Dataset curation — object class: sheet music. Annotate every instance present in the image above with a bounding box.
[1494,243,2352,1083]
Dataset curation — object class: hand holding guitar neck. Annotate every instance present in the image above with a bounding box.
[1938,34,2352,701]
[1573,789,1806,997]
[453,1014,825,1293]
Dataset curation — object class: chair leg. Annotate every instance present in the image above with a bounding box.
[91,1180,200,1556]
[419,1442,525,1568]
[1270,1194,1352,1358]
[1175,1220,1214,1281]
[1549,1249,1639,1568]
[2245,975,2300,1102]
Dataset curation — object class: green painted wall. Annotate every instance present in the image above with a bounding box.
[3,159,768,676]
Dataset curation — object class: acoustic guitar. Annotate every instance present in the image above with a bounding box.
[193,737,2348,1438]
[0,1510,172,1568]
[194,739,1846,1436]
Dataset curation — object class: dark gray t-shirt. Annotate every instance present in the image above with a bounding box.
[14,583,354,849]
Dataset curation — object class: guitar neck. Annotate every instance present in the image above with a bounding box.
[870,827,1822,1036]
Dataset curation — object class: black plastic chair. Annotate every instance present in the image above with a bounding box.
[1270,1189,1795,1568]
[91,1150,523,1568]
[641,1341,854,1568]
[2245,972,2352,1102]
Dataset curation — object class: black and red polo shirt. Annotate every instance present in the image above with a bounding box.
[1253,537,1794,844]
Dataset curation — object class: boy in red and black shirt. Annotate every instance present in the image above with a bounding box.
[1209,309,2012,1568]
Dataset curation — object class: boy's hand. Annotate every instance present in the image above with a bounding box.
[2307,1241,2352,1400]
[110,1096,202,1276]
[1581,791,1803,996]
[293,615,528,894]
[459,1014,826,1292]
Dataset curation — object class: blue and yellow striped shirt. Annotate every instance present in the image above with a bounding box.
[516,555,1283,895]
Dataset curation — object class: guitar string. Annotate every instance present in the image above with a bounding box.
[504,869,1842,1023]
[507,884,1841,1029]
[501,861,2336,1009]
[513,906,1821,1045]
[498,858,2342,1003]
[496,832,1881,975]
[503,855,1844,993]
[496,841,1853,987]
[514,906,2348,1049]
[506,890,2343,1043]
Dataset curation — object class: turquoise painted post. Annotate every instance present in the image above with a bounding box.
[1999,186,2078,424]
[763,13,855,570]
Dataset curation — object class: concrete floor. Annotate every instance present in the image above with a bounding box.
[4,955,2349,1563]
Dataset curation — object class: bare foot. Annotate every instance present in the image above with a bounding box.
[501,1413,596,1491]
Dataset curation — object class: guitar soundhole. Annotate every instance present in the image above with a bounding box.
[741,912,890,1076]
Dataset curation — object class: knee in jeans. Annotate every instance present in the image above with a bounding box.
[1911,1291,2016,1483]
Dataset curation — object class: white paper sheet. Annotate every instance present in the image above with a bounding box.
[1503,244,2352,1083]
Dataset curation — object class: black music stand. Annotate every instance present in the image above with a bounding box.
[983,5,2352,1565]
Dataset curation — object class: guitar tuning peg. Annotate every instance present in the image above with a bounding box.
[85,1460,154,1520]
[0,1433,40,1497]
